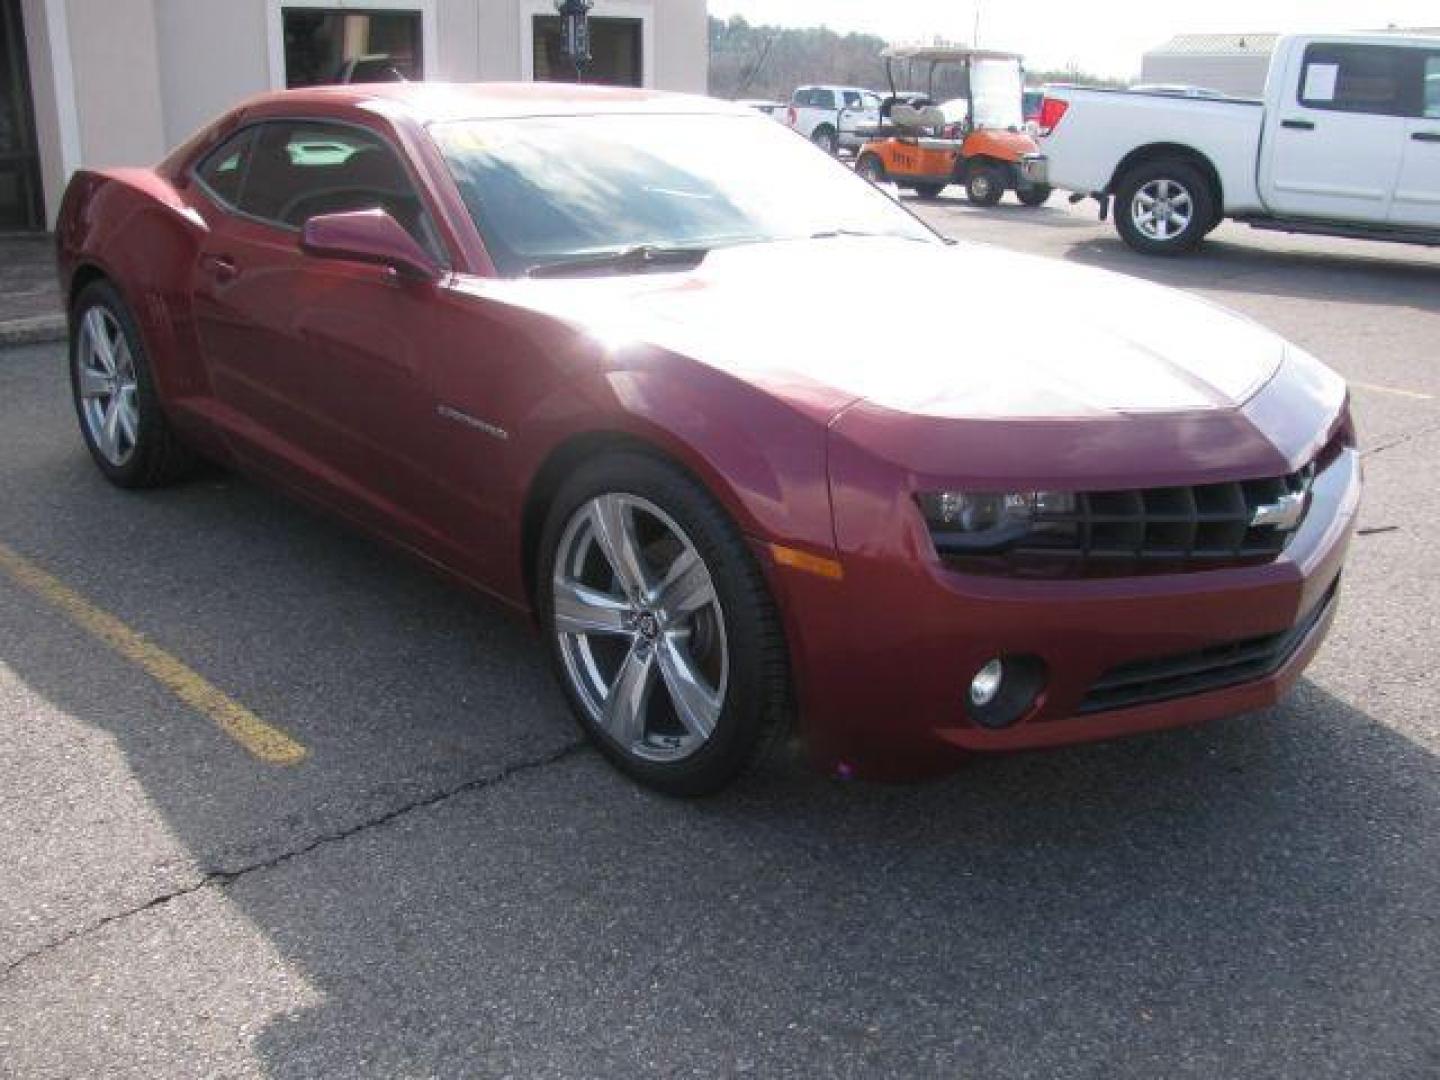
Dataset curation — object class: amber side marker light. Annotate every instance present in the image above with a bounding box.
[769,543,845,581]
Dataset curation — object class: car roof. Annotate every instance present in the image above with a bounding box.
[241,81,753,124]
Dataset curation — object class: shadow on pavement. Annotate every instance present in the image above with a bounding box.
[1060,232,1440,314]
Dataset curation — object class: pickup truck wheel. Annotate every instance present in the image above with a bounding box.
[1115,160,1214,255]
[964,164,1005,207]
[811,126,838,155]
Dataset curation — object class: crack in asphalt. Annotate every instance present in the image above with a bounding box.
[1362,421,1440,460]
[0,739,588,982]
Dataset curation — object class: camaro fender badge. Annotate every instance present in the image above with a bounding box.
[437,404,509,441]
[1250,491,1306,530]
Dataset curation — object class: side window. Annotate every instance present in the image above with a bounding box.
[1425,56,1440,118]
[814,88,836,110]
[194,129,257,209]
[792,88,810,107]
[842,91,862,109]
[1297,44,1410,116]
[234,121,442,258]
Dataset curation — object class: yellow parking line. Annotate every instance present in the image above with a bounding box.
[1351,381,1434,401]
[0,540,307,766]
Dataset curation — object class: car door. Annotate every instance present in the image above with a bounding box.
[189,118,453,546]
[1259,41,1410,223]
[1390,51,1440,228]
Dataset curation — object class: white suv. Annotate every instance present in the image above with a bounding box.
[786,86,882,154]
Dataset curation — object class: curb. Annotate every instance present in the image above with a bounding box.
[0,315,66,348]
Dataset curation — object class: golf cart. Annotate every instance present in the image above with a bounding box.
[855,46,1051,206]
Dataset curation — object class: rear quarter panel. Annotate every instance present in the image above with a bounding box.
[57,167,221,454]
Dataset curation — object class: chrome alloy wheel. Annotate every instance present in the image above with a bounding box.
[1131,178,1194,242]
[552,493,729,764]
[76,306,140,466]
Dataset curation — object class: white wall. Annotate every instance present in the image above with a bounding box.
[64,0,166,166]
[154,0,270,148]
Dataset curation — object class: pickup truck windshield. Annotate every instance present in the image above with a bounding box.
[431,113,936,277]
[970,58,1024,130]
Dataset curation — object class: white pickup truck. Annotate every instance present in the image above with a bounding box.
[1040,33,1440,254]
[785,85,883,154]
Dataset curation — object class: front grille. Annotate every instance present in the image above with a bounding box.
[937,448,1336,578]
[1077,580,1339,715]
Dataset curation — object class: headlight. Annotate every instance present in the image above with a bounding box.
[917,491,1077,554]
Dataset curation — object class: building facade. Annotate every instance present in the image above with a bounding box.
[3,0,709,230]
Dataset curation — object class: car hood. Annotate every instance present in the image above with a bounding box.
[471,237,1289,421]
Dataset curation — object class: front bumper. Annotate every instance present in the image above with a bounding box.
[761,447,1360,780]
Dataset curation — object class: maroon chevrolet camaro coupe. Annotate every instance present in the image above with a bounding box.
[56,83,1360,794]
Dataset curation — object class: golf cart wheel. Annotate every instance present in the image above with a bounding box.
[964,164,1005,207]
[1017,184,1052,208]
[1114,158,1214,256]
[856,154,887,184]
[912,183,946,199]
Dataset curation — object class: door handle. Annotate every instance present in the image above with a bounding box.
[202,253,239,284]
[1281,119,1315,131]
[1412,131,1440,143]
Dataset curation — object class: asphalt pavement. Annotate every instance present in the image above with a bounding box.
[1,199,1437,1078]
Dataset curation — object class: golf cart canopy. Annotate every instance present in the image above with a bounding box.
[881,46,1023,64]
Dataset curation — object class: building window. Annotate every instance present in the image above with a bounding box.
[282,9,423,88]
[532,16,642,87]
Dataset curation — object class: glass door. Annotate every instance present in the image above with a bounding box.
[0,0,44,231]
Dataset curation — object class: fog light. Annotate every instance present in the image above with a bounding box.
[964,654,1048,730]
[970,659,1005,707]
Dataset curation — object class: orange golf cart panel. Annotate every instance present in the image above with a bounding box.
[963,128,1038,164]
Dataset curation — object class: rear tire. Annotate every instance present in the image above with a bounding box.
[1113,158,1215,255]
[1017,184,1052,208]
[912,182,946,199]
[69,280,200,489]
[537,451,791,796]
[964,163,1005,207]
[811,126,838,155]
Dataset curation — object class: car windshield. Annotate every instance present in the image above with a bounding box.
[970,58,1024,130]
[430,113,936,277]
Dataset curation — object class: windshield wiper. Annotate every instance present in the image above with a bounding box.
[527,244,712,279]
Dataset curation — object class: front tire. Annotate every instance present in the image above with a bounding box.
[1113,159,1214,255]
[69,280,199,488]
[856,153,887,184]
[912,182,947,199]
[537,452,790,796]
[1017,184,1052,208]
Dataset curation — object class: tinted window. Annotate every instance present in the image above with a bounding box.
[234,121,438,254]
[1426,56,1440,118]
[431,113,934,277]
[842,91,862,108]
[1298,44,1411,116]
[813,88,836,109]
[195,129,257,208]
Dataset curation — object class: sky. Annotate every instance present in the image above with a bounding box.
[706,1,1440,77]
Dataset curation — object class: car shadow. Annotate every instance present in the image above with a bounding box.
[2,455,1436,1075]
[1059,232,1440,314]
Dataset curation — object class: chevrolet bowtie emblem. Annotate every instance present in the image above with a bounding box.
[1250,490,1306,530]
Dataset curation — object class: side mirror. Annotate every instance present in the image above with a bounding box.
[300,208,440,281]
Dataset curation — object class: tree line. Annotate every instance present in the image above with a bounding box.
[708,16,1125,102]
